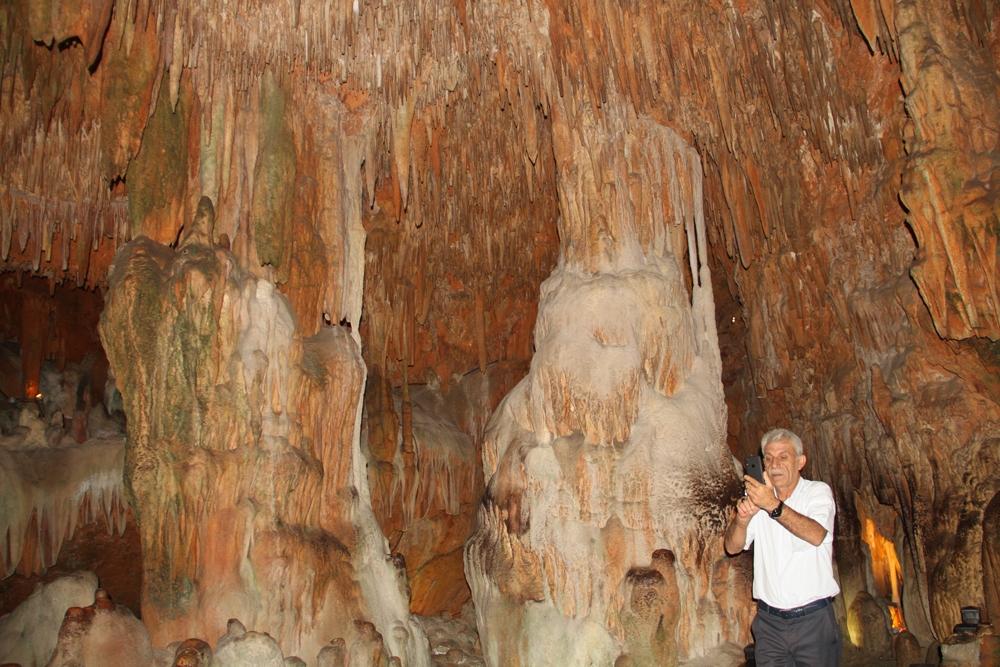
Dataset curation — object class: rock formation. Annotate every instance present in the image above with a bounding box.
[45,589,155,667]
[98,199,428,664]
[464,108,751,664]
[0,0,996,665]
[0,435,126,579]
[0,572,98,667]
[363,365,523,616]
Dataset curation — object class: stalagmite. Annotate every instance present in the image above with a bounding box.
[45,589,156,667]
[465,103,751,664]
[0,572,98,667]
[99,198,429,665]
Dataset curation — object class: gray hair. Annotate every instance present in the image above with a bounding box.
[761,428,804,456]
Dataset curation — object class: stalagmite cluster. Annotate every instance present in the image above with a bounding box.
[0,0,996,665]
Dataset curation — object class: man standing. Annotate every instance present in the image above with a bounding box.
[725,428,842,666]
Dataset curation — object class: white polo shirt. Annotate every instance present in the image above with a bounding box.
[744,477,840,609]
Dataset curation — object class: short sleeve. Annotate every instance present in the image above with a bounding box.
[803,482,836,544]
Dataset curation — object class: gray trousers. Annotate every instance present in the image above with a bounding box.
[751,604,842,667]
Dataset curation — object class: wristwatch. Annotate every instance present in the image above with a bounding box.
[769,500,784,519]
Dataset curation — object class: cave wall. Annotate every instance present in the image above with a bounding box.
[681,0,1000,643]
[0,0,997,662]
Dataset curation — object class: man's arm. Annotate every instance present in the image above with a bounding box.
[771,505,827,546]
[744,475,828,546]
[724,496,757,555]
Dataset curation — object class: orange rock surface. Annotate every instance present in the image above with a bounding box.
[0,0,996,663]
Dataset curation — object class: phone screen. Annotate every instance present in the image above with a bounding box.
[744,455,765,484]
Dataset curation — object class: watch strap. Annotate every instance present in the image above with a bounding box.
[769,500,784,519]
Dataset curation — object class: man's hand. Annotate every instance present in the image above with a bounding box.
[734,496,757,526]
[725,494,762,555]
[744,471,780,513]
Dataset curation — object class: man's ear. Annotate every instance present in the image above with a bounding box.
[797,454,807,472]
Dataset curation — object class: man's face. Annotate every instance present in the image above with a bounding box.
[763,439,806,491]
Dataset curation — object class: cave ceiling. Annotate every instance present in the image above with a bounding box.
[2,1,996,361]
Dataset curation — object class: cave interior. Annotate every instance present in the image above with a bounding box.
[0,0,998,666]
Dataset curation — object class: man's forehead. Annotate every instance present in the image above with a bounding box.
[764,439,797,454]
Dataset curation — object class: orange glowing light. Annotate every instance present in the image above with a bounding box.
[888,603,906,632]
[860,517,908,633]
[861,518,903,602]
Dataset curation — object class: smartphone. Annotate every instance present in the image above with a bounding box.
[744,455,765,484]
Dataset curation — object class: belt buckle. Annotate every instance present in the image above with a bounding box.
[794,597,828,617]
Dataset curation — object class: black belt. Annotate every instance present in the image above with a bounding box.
[757,597,834,619]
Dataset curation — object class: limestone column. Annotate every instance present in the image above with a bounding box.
[465,92,752,666]
[100,193,428,664]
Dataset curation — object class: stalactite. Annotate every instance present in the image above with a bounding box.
[0,440,127,578]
